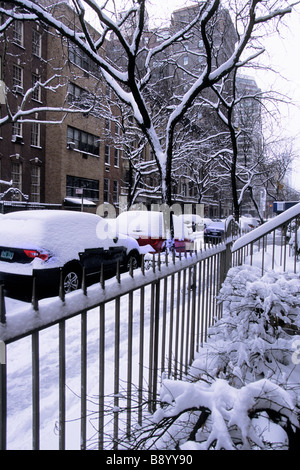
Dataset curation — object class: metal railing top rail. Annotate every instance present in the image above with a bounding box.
[232,202,300,253]
[0,243,226,344]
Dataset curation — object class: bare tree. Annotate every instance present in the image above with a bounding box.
[0,0,296,208]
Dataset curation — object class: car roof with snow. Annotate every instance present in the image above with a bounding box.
[0,210,140,265]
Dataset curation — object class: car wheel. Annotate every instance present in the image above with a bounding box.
[62,264,82,293]
[126,250,140,271]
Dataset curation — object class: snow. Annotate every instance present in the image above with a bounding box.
[0,210,141,275]
[1,234,299,450]
[149,263,300,450]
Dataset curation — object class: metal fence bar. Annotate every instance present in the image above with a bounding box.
[138,286,145,427]
[126,291,133,438]
[152,280,160,412]
[161,277,168,375]
[0,343,6,450]
[200,259,206,346]
[113,298,120,449]
[196,258,202,351]
[148,283,155,411]
[59,321,66,450]
[189,261,197,366]
[80,311,87,450]
[179,268,186,380]
[168,274,175,377]
[32,331,40,450]
[185,267,191,374]
[2,209,299,450]
[98,303,105,450]
[174,270,181,379]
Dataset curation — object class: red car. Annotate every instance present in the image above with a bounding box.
[112,210,190,254]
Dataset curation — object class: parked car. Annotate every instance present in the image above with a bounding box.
[204,220,225,244]
[0,210,143,299]
[240,215,260,232]
[177,214,204,232]
[112,210,191,254]
[176,214,205,250]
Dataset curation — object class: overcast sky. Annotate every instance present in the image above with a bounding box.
[89,0,300,192]
[149,0,300,191]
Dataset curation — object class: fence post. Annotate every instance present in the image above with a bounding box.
[31,272,39,311]
[220,241,232,286]
[0,285,6,324]
[0,341,6,450]
[151,280,160,413]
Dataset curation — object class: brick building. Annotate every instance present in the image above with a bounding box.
[0,11,48,207]
[0,0,123,213]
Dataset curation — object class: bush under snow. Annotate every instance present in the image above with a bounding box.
[141,266,300,450]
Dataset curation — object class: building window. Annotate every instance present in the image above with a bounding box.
[67,126,99,156]
[32,73,41,101]
[66,175,99,201]
[32,30,41,57]
[114,148,119,167]
[12,121,22,138]
[12,21,24,47]
[68,82,86,104]
[113,180,118,203]
[31,122,40,147]
[31,165,40,202]
[11,162,22,200]
[104,178,109,203]
[13,64,23,91]
[105,145,110,165]
[68,43,101,78]
[105,119,110,134]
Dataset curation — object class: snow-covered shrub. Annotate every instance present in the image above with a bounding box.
[194,266,300,386]
[144,266,300,450]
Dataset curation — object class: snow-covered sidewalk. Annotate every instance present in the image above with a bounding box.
[3,236,299,450]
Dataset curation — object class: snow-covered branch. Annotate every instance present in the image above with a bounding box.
[0,0,296,205]
[133,266,300,450]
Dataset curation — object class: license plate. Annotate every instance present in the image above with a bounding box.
[1,250,14,260]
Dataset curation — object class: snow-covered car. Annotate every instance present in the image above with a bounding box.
[204,220,225,244]
[111,210,192,254]
[177,214,204,232]
[0,210,142,299]
[239,215,260,233]
[176,214,205,251]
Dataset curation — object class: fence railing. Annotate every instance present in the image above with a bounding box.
[0,204,299,450]
[0,242,231,450]
[231,203,300,275]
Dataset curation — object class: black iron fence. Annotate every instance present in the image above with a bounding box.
[0,204,299,449]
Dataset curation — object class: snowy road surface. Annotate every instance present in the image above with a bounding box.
[4,279,180,450]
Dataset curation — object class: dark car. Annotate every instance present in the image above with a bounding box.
[204,220,225,244]
[0,210,142,300]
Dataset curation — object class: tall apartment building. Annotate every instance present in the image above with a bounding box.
[0,9,48,207]
[0,0,123,213]
[0,1,262,216]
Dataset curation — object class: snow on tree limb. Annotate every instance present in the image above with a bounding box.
[0,0,296,205]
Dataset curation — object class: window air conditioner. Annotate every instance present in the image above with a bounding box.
[12,135,23,143]
[12,85,23,95]
[67,141,76,150]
